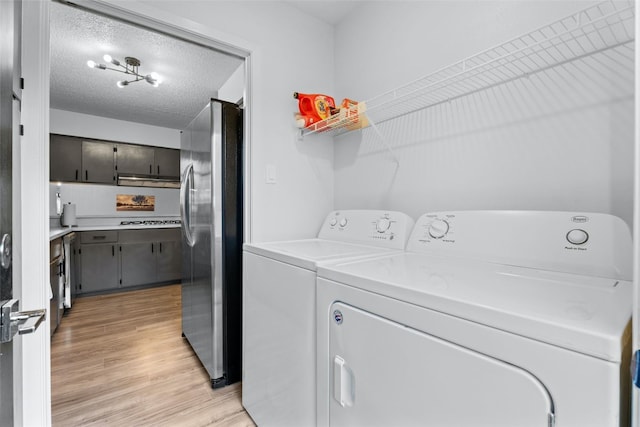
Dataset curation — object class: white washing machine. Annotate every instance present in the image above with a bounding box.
[316,211,632,427]
[243,210,414,427]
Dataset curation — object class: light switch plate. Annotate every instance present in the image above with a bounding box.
[266,164,277,184]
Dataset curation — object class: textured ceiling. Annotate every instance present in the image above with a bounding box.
[50,2,244,130]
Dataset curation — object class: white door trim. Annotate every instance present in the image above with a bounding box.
[20,1,51,425]
[632,1,639,425]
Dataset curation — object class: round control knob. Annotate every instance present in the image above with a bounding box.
[428,219,449,239]
[329,217,337,226]
[376,218,391,233]
[339,218,348,227]
[566,229,589,245]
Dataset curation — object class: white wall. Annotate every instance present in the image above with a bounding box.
[104,0,336,242]
[50,108,180,148]
[218,63,244,105]
[332,1,635,228]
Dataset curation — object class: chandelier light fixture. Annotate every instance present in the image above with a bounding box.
[87,54,162,88]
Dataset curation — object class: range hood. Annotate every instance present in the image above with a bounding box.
[117,174,180,189]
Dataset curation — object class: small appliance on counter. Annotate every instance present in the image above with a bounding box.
[60,203,77,227]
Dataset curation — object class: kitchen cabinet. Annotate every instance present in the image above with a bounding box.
[116,144,155,176]
[82,140,115,184]
[50,134,82,182]
[120,242,157,287]
[154,147,180,178]
[76,228,181,295]
[156,238,181,282]
[50,133,180,185]
[119,228,181,287]
[78,231,119,294]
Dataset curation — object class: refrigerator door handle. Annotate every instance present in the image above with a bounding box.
[180,163,196,247]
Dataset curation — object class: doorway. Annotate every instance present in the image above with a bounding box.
[45,1,252,424]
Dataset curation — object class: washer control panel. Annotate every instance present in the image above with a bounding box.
[406,211,632,280]
[428,219,450,239]
[318,210,415,249]
[413,214,457,244]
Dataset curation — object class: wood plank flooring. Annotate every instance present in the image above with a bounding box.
[51,285,256,427]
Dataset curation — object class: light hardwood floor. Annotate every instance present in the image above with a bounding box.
[51,284,256,427]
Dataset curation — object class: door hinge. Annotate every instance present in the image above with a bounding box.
[19,125,24,136]
[20,78,24,90]
[119,279,122,285]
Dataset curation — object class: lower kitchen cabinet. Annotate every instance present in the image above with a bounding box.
[156,239,181,283]
[78,228,181,295]
[79,243,119,293]
[120,242,157,287]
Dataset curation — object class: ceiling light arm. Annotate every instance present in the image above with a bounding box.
[87,55,161,88]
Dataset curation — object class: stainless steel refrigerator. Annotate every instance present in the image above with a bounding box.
[180,99,243,388]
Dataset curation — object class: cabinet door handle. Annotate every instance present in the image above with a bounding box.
[85,170,88,181]
[157,165,160,175]
[112,246,115,257]
[75,169,78,181]
[151,243,154,253]
[159,242,162,253]
[149,164,152,174]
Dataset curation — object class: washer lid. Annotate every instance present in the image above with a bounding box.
[318,253,631,362]
[244,239,396,271]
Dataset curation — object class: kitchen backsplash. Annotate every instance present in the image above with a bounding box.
[50,182,179,221]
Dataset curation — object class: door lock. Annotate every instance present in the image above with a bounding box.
[0,299,46,343]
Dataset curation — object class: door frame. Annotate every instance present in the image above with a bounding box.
[634,1,640,426]
[21,1,254,424]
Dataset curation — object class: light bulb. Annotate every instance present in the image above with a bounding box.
[150,72,162,84]
[103,54,120,66]
[116,80,128,88]
[145,74,159,87]
[87,60,96,68]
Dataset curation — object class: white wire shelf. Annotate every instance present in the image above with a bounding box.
[299,0,635,138]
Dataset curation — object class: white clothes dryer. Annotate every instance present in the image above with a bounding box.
[243,210,414,427]
[316,211,632,427]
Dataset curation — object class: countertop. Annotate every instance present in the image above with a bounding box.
[49,224,181,241]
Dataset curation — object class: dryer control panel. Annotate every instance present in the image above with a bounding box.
[407,211,632,280]
[318,210,415,250]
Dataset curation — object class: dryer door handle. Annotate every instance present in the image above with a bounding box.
[333,355,355,407]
